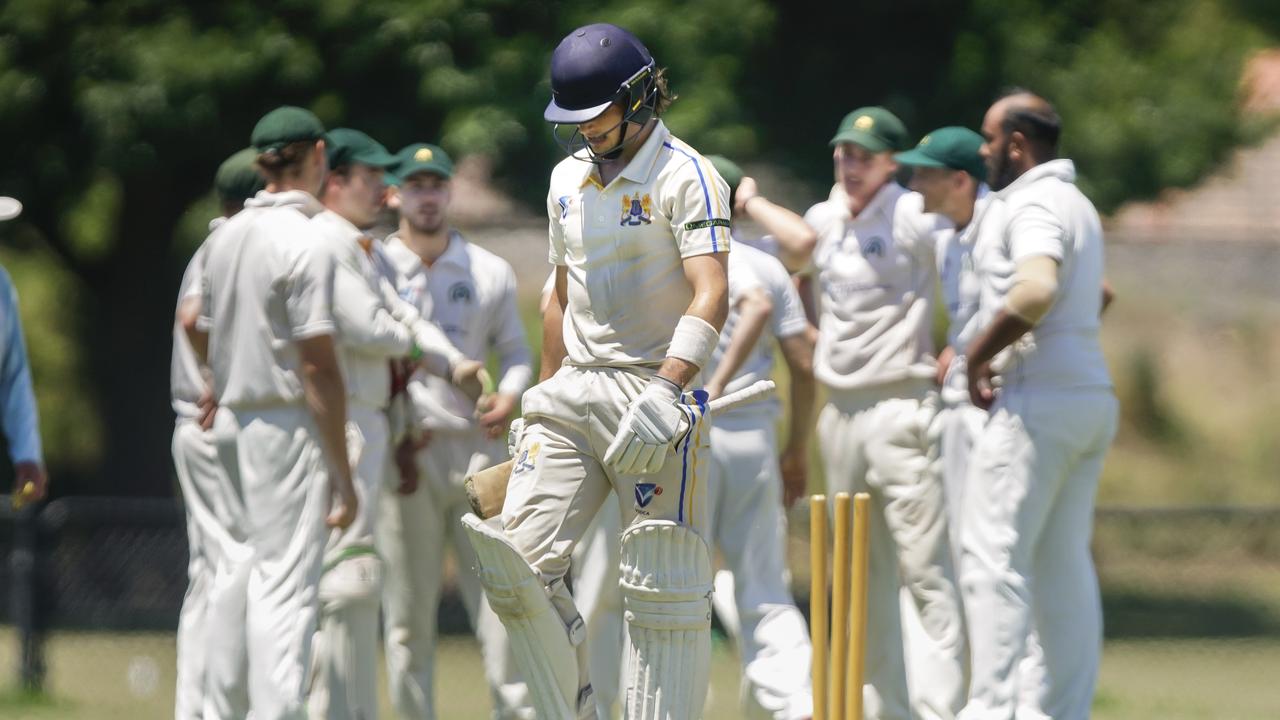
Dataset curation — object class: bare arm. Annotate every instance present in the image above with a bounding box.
[704,288,771,399]
[179,297,208,365]
[297,334,357,528]
[657,252,729,388]
[778,329,816,507]
[735,177,818,263]
[1101,278,1115,315]
[539,268,569,382]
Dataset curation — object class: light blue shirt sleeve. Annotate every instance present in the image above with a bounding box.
[0,268,42,464]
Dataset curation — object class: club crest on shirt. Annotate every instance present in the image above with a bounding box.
[512,441,540,477]
[633,482,662,509]
[860,235,886,258]
[448,281,473,304]
[557,195,572,220]
[620,193,653,226]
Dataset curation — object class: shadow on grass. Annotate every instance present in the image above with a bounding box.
[0,687,74,713]
[1102,589,1279,639]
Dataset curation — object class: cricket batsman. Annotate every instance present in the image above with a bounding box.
[461,23,731,720]
[171,147,262,720]
[958,91,1117,720]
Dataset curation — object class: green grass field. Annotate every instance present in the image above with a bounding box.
[1,629,1277,719]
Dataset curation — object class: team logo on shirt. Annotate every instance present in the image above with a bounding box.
[634,482,662,509]
[512,441,540,477]
[448,281,473,303]
[860,235,886,258]
[620,193,653,226]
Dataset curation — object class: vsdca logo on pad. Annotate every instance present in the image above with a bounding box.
[634,482,662,509]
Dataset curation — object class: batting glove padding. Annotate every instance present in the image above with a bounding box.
[604,377,691,476]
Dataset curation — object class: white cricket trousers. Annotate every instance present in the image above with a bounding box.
[213,405,329,720]
[817,379,966,720]
[310,405,390,720]
[379,427,533,719]
[958,387,1117,720]
[173,416,251,720]
[706,410,813,720]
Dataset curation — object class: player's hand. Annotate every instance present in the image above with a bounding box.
[779,445,807,509]
[11,461,47,510]
[506,417,526,459]
[733,177,760,216]
[968,361,997,410]
[702,382,724,403]
[477,393,518,441]
[450,359,489,402]
[935,345,955,388]
[326,476,359,529]
[604,377,685,476]
[394,433,427,495]
[197,387,218,431]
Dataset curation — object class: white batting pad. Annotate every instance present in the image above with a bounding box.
[461,514,594,719]
[620,520,714,719]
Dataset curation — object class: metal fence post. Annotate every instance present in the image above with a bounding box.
[10,501,44,692]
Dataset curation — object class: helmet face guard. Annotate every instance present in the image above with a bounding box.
[551,61,658,163]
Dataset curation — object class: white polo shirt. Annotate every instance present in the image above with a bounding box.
[546,120,731,368]
[972,159,1111,390]
[385,232,533,431]
[936,185,996,404]
[804,183,944,392]
[198,190,334,409]
[704,240,808,416]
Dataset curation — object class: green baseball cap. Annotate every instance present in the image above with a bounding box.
[325,128,398,170]
[394,143,454,181]
[215,148,265,202]
[251,106,325,152]
[829,106,909,153]
[705,155,743,194]
[894,126,985,180]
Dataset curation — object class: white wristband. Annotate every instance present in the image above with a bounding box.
[667,315,719,370]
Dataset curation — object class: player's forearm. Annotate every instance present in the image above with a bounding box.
[409,317,465,378]
[743,196,817,259]
[302,361,354,492]
[539,288,568,382]
[965,309,1033,369]
[708,293,770,391]
[785,367,816,453]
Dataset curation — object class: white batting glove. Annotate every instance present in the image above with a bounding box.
[507,417,526,459]
[604,377,686,476]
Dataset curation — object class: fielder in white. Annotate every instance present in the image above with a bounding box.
[377,142,535,720]
[784,106,966,720]
[184,106,358,720]
[308,128,486,720]
[957,91,1117,720]
[701,155,818,720]
[463,23,730,720]
[171,148,261,720]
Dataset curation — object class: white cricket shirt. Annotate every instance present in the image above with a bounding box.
[973,159,1111,390]
[385,232,533,431]
[804,183,944,391]
[936,185,996,404]
[198,190,334,409]
[546,120,732,367]
[170,227,214,419]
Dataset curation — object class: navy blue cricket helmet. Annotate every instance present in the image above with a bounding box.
[545,24,659,158]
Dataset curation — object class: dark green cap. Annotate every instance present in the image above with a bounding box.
[251,106,325,152]
[829,106,909,153]
[394,143,454,181]
[893,126,985,180]
[325,128,398,170]
[215,148,265,202]
[705,155,743,195]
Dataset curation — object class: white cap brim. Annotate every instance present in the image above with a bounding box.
[0,197,22,222]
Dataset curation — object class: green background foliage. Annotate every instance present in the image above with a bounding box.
[0,0,1274,494]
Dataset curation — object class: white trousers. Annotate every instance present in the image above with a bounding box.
[309,405,390,720]
[379,428,533,719]
[958,387,1117,720]
[572,496,625,720]
[214,406,329,720]
[706,411,813,720]
[173,417,252,720]
[817,380,966,720]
